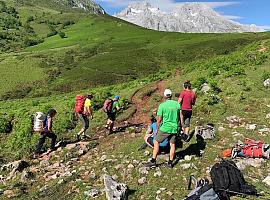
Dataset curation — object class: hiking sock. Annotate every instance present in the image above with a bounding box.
[150,158,156,163]
[168,160,173,165]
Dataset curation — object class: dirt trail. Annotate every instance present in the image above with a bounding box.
[127,80,165,125]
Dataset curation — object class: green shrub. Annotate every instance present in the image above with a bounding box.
[0,116,12,133]
[58,31,65,38]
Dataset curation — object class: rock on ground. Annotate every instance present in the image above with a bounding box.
[263,79,270,87]
[138,177,147,185]
[84,189,100,198]
[263,176,270,186]
[104,175,128,200]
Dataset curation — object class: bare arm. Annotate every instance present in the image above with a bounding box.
[156,116,162,133]
[47,117,52,132]
[178,97,183,104]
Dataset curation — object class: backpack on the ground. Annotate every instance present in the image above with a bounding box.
[103,99,113,113]
[75,95,86,114]
[210,159,257,199]
[241,138,264,158]
[195,124,215,140]
[185,176,220,200]
[33,112,46,132]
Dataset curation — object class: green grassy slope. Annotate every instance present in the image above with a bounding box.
[0,36,269,200]
[1,0,270,98]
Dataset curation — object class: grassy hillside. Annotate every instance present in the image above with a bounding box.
[1,0,269,99]
[0,1,270,199]
[0,35,269,200]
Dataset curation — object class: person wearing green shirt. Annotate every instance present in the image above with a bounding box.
[107,96,121,134]
[144,89,181,169]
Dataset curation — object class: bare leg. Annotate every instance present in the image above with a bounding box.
[78,128,85,136]
[109,121,114,134]
[169,143,176,161]
[184,127,190,135]
[153,140,160,159]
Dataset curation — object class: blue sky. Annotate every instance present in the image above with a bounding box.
[96,0,270,30]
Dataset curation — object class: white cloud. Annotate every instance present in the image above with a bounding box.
[257,25,270,31]
[223,15,243,20]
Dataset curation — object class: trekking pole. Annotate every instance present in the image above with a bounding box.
[219,189,269,200]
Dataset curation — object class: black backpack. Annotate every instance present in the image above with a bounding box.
[210,159,257,200]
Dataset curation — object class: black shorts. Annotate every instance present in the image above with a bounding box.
[107,112,116,121]
[182,110,193,128]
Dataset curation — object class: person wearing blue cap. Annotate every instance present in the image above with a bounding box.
[107,95,121,134]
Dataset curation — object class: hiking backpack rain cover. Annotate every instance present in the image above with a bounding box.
[33,112,46,132]
[210,159,257,199]
[75,95,86,114]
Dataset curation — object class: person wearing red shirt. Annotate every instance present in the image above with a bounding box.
[178,81,196,139]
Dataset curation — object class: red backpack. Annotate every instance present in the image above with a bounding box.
[241,138,264,158]
[75,95,86,114]
[103,99,113,113]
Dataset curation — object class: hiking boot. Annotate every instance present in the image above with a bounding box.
[76,134,81,141]
[166,162,173,169]
[181,133,189,142]
[144,161,156,169]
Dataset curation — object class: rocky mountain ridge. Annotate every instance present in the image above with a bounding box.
[115,2,263,33]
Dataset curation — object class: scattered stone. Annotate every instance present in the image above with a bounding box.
[40,160,50,167]
[263,176,270,186]
[0,189,3,195]
[138,177,147,185]
[3,190,15,198]
[160,188,166,191]
[154,170,162,177]
[201,83,210,93]
[218,127,226,132]
[184,155,192,161]
[236,158,264,171]
[84,189,100,198]
[156,190,161,195]
[21,171,34,181]
[78,149,86,156]
[63,171,72,177]
[266,113,270,119]
[66,143,77,150]
[245,124,257,130]
[1,160,29,172]
[90,172,96,179]
[131,133,136,138]
[115,164,124,170]
[167,191,174,196]
[144,151,150,156]
[100,155,107,161]
[58,179,64,184]
[138,167,149,175]
[259,128,270,133]
[181,163,191,170]
[104,175,128,200]
[263,79,270,87]
[112,174,118,180]
[127,164,134,170]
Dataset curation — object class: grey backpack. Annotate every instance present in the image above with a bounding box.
[195,124,215,140]
[185,176,220,200]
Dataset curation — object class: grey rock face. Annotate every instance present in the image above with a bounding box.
[104,175,128,200]
[55,0,105,14]
[115,2,263,33]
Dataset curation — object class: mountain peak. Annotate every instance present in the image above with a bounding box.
[115,2,264,33]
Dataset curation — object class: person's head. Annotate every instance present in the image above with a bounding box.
[47,109,57,118]
[163,89,172,99]
[114,95,120,101]
[86,93,93,99]
[150,115,157,124]
[183,81,192,90]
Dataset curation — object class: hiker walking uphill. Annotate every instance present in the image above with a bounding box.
[34,109,57,158]
[75,94,93,141]
[103,96,121,134]
[144,89,181,169]
[178,81,196,141]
